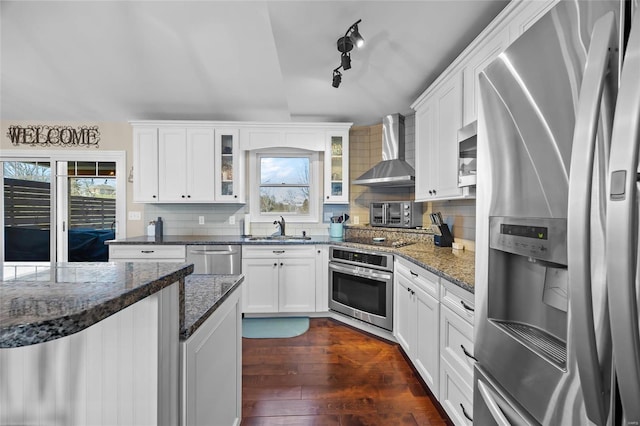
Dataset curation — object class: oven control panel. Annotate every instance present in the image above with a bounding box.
[329,247,393,272]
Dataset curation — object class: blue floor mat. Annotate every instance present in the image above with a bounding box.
[242,317,309,338]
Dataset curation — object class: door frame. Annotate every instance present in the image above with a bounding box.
[0,149,127,263]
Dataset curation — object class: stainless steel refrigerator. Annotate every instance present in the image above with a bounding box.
[475,0,639,424]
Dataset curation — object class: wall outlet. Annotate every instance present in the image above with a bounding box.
[229,216,236,225]
[128,211,141,220]
[353,215,360,225]
[198,216,205,225]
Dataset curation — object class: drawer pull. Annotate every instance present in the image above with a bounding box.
[461,403,473,422]
[273,250,285,254]
[141,250,155,254]
[410,270,419,278]
[461,300,475,312]
[461,344,478,362]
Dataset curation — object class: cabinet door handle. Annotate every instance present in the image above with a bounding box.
[273,250,285,254]
[273,263,277,267]
[280,262,284,267]
[461,300,475,312]
[234,195,238,198]
[141,250,155,254]
[181,195,185,198]
[152,195,157,198]
[460,403,473,422]
[407,287,412,293]
[461,344,478,362]
[410,270,419,278]
[326,195,330,199]
[187,195,191,198]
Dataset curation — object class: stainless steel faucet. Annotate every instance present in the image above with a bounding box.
[273,216,286,236]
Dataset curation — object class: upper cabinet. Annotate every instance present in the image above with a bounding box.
[414,72,470,202]
[158,127,216,202]
[131,122,244,204]
[324,129,349,204]
[214,128,244,202]
[411,0,559,202]
[133,126,159,203]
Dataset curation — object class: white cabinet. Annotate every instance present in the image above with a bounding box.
[132,126,159,203]
[214,128,244,202]
[242,245,316,314]
[158,127,216,202]
[439,279,475,426]
[131,122,245,204]
[507,0,558,43]
[394,258,440,397]
[462,28,509,126]
[324,130,349,203]
[414,73,469,202]
[181,283,242,426]
[108,244,186,262]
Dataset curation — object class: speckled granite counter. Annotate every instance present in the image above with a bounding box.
[108,232,475,292]
[0,262,193,348]
[182,274,244,340]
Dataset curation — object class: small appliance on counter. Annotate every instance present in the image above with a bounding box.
[429,212,453,247]
[370,201,422,228]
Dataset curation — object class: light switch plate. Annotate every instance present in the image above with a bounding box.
[353,215,360,225]
[229,216,236,225]
[128,211,141,220]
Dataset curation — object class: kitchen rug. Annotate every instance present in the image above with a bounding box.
[242,317,309,339]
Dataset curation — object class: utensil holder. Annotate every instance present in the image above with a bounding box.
[330,223,344,238]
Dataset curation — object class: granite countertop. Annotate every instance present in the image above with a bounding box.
[181,274,244,340]
[0,262,193,348]
[108,234,475,292]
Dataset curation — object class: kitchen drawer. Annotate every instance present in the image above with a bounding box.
[395,257,439,299]
[441,304,475,383]
[242,245,315,259]
[440,357,474,426]
[109,244,186,261]
[440,279,474,325]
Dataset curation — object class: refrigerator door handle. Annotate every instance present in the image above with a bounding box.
[477,380,513,426]
[567,12,617,426]
[607,6,640,424]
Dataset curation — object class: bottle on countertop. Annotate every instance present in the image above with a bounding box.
[155,217,163,241]
[147,221,156,237]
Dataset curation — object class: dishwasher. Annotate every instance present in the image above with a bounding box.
[186,245,241,274]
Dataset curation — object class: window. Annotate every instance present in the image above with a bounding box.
[250,149,319,222]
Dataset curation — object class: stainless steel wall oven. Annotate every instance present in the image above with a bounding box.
[328,246,393,331]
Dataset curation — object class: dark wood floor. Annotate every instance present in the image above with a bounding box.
[241,318,451,425]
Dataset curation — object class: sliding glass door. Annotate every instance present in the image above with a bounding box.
[1,150,126,277]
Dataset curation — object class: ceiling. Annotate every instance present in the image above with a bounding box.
[1,1,509,126]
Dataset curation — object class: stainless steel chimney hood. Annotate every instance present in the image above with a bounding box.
[352,113,415,187]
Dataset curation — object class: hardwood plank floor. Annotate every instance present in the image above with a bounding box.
[242,318,452,425]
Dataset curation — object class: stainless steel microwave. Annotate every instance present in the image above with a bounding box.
[370,201,422,228]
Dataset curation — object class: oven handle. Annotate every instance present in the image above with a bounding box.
[329,262,392,281]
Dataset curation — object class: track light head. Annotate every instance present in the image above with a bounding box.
[341,53,351,70]
[332,69,342,88]
[349,24,364,48]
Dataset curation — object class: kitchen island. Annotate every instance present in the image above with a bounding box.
[0,262,244,426]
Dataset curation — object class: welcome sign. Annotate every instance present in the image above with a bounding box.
[6,125,100,148]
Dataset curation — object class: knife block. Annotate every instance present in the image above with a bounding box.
[434,224,453,247]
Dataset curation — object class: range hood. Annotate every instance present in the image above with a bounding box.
[352,113,415,187]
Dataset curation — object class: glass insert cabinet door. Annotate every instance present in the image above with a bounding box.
[325,131,349,203]
[215,128,242,201]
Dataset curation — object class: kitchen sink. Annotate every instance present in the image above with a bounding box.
[248,235,312,241]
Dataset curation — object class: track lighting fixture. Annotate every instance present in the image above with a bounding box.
[332,68,342,88]
[331,19,364,88]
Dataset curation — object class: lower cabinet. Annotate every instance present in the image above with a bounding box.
[439,279,475,425]
[394,259,475,426]
[394,258,440,397]
[242,245,316,313]
[181,285,242,426]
